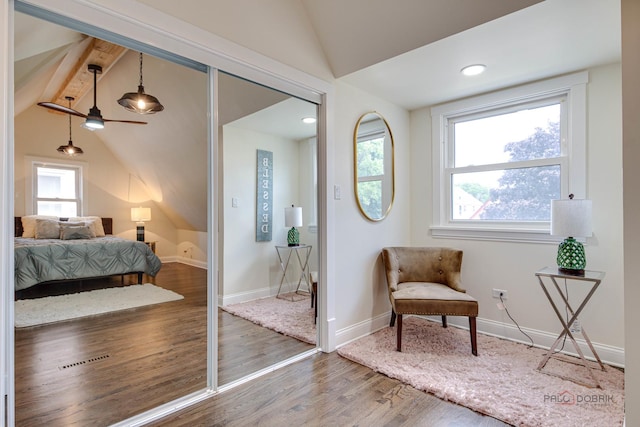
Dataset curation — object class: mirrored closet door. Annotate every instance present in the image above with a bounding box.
[12,4,321,424]
[12,8,210,425]
[217,71,319,385]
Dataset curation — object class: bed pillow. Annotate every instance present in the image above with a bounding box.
[58,221,96,238]
[60,225,94,240]
[69,216,106,237]
[34,219,61,239]
[21,215,58,238]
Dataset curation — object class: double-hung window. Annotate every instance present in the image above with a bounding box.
[30,160,84,217]
[431,72,588,242]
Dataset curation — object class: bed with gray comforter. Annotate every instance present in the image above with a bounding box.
[14,236,162,291]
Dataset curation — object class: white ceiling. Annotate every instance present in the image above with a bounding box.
[301,0,544,78]
[337,0,621,110]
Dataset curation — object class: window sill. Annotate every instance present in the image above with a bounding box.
[430,225,574,244]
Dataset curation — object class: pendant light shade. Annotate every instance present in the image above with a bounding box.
[57,96,84,156]
[118,52,164,114]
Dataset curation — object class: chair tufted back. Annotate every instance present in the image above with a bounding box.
[382,246,464,293]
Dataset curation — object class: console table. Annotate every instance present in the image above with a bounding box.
[275,244,312,301]
[535,267,606,388]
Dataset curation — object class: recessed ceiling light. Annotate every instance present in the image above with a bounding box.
[302,117,316,124]
[461,64,486,76]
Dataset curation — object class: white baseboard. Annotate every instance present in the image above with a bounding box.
[335,311,391,349]
[335,311,625,368]
[171,256,207,269]
[219,286,277,306]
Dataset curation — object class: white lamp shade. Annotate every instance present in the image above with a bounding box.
[131,207,151,222]
[550,198,592,237]
[285,206,303,228]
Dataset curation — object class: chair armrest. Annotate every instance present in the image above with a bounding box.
[381,248,400,292]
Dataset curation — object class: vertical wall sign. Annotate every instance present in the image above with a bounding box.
[256,149,273,241]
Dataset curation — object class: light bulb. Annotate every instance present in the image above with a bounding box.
[137,99,146,109]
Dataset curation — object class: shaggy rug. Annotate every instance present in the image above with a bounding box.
[338,316,624,427]
[221,293,316,344]
[15,284,184,327]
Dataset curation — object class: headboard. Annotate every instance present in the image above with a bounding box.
[14,217,113,237]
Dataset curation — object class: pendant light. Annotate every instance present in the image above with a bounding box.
[57,96,84,156]
[117,52,164,114]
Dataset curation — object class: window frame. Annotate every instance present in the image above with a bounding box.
[25,156,88,216]
[430,71,588,243]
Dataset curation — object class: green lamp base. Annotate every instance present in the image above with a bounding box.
[287,227,300,246]
[557,237,586,275]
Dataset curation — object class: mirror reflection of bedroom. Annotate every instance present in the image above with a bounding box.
[13,9,317,426]
[218,71,319,384]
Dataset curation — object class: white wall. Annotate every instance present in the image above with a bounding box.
[222,125,317,303]
[176,229,207,266]
[410,63,624,363]
[14,105,178,259]
[333,81,411,342]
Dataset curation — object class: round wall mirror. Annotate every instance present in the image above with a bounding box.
[353,112,395,221]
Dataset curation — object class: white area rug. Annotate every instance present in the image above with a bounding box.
[15,284,184,327]
[338,316,624,427]
[221,293,316,344]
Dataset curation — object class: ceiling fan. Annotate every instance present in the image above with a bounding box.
[37,64,148,130]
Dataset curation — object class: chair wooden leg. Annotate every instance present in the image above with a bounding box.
[469,316,478,356]
[390,310,396,327]
[441,315,447,328]
[397,314,403,352]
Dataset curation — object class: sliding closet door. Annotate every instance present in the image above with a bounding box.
[13,9,210,425]
[217,71,319,385]
[11,2,326,424]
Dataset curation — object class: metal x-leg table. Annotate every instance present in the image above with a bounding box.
[535,267,606,388]
[275,244,312,301]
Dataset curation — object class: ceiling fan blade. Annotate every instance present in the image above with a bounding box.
[37,102,87,118]
[103,118,148,125]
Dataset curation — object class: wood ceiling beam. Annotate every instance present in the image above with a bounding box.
[51,37,127,109]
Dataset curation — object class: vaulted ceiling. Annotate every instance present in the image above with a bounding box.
[13,0,620,232]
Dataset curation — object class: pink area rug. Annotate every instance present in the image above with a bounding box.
[221,293,316,344]
[338,316,624,427]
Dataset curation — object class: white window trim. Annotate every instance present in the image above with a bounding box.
[24,156,89,216]
[431,71,588,243]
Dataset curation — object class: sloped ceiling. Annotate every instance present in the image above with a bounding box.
[300,0,544,77]
[13,0,620,232]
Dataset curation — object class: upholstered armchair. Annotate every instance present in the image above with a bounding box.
[381,247,478,356]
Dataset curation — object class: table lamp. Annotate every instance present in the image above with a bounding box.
[550,194,592,275]
[131,207,151,242]
[285,205,303,246]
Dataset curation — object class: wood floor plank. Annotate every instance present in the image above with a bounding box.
[148,351,509,427]
[15,263,509,426]
[14,263,313,426]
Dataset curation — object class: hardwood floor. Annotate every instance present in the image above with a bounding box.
[149,351,509,427]
[14,263,312,426]
[15,263,508,426]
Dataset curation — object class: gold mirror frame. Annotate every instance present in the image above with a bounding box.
[353,111,395,221]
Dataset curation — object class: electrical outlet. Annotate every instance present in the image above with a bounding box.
[570,318,581,334]
[492,288,508,300]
